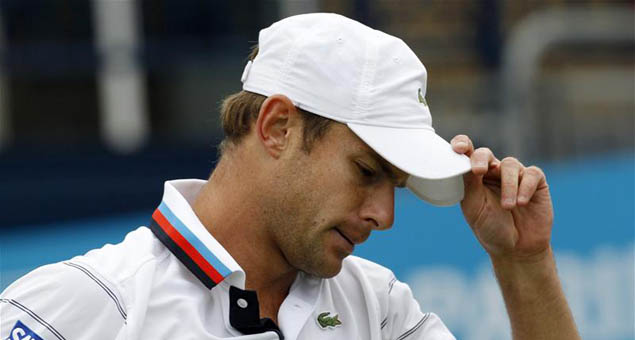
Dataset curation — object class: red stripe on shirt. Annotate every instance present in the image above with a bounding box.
[152,209,225,284]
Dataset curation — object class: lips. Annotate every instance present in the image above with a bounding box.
[334,226,369,247]
[335,227,354,246]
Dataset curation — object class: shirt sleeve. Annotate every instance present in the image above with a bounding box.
[1,261,127,340]
[383,277,456,340]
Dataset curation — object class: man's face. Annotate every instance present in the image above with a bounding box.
[264,123,408,278]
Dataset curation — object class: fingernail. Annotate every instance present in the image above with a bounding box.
[456,141,467,149]
[477,161,487,168]
[504,198,515,206]
[518,195,527,203]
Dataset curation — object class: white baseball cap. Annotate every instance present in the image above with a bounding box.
[240,13,471,206]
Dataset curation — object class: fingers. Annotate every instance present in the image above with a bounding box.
[500,157,522,209]
[517,166,546,206]
[470,147,500,176]
[498,158,546,209]
[451,134,474,156]
[459,139,547,209]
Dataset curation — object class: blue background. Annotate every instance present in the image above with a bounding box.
[2,152,633,340]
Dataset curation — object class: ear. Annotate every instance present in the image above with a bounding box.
[255,94,301,158]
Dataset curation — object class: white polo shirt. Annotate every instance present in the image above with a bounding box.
[1,179,455,340]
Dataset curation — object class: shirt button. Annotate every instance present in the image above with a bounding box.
[237,298,248,309]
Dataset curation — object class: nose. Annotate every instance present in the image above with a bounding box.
[359,182,395,231]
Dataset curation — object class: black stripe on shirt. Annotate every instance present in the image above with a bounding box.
[381,317,388,329]
[0,298,66,340]
[63,262,127,320]
[388,277,397,295]
[396,313,430,340]
[149,218,217,290]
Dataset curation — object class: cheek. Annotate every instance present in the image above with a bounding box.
[314,159,365,202]
[309,184,366,228]
[287,153,366,227]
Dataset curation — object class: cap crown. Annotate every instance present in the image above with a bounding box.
[242,13,433,130]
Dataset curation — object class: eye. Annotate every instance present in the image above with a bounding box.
[357,162,376,178]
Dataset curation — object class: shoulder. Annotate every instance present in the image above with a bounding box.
[0,227,167,339]
[330,255,398,320]
[335,256,456,340]
[342,255,393,275]
[335,256,398,316]
[77,226,168,283]
[338,255,396,293]
[1,260,126,339]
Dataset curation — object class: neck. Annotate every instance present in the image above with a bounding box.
[192,151,298,299]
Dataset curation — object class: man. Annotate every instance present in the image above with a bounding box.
[1,13,580,340]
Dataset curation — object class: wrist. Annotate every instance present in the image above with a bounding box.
[489,245,581,340]
[489,245,553,267]
[490,245,559,299]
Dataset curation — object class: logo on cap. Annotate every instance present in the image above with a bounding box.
[418,88,428,106]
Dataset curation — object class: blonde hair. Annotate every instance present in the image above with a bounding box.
[218,46,333,155]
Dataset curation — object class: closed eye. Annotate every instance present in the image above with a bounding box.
[357,162,376,178]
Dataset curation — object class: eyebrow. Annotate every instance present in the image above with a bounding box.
[369,152,408,188]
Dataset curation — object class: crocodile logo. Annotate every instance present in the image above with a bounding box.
[317,312,342,329]
[418,88,428,106]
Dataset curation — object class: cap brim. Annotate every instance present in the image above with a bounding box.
[347,123,472,206]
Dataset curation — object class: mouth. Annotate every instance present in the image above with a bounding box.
[334,227,354,247]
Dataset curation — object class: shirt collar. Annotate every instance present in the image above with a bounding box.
[149,179,245,290]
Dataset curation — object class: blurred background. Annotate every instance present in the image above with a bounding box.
[0,1,632,339]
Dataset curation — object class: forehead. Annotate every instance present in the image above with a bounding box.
[325,124,409,187]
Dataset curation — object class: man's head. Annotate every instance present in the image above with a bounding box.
[238,13,472,206]
[217,46,408,278]
[213,13,472,277]
[219,88,408,277]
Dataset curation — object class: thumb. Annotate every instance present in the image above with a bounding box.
[462,171,483,196]
[460,172,485,224]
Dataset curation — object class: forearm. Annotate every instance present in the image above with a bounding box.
[490,246,581,340]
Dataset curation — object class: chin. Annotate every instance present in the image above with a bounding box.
[304,256,347,279]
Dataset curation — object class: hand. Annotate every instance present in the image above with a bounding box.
[451,135,553,261]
